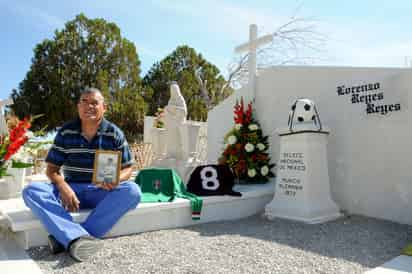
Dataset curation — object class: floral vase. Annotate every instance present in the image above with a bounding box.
[0,168,26,200]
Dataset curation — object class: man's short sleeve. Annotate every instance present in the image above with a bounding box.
[45,130,67,167]
[115,131,133,168]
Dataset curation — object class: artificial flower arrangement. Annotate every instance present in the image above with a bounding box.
[219,97,275,183]
[153,107,165,128]
[0,114,44,177]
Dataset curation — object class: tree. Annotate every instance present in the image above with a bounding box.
[142,45,233,121]
[11,13,146,139]
[105,87,146,140]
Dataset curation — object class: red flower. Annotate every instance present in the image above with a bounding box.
[234,98,245,124]
[233,97,254,125]
[237,160,246,173]
[0,116,32,161]
[257,154,268,161]
[4,136,29,160]
[244,102,253,124]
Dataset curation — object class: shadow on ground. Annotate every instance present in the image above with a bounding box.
[26,246,77,270]
[26,213,412,274]
[185,213,412,268]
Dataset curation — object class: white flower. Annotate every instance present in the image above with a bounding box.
[248,124,258,131]
[245,143,254,152]
[257,143,265,151]
[261,165,269,176]
[25,130,35,139]
[227,135,237,145]
[248,168,256,178]
[11,149,29,162]
[234,123,242,130]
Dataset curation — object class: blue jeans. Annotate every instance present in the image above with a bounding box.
[22,181,141,248]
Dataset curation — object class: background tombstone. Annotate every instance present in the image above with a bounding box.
[0,98,13,135]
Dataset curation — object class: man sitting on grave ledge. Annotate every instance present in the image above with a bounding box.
[22,87,141,262]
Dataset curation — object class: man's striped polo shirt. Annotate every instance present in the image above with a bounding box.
[46,118,133,183]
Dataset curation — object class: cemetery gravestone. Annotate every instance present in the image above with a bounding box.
[265,99,341,223]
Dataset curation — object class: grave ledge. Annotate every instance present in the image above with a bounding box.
[0,178,275,249]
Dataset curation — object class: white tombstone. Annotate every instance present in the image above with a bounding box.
[0,98,13,135]
[265,99,341,224]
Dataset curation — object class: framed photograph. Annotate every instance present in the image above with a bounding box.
[92,150,121,185]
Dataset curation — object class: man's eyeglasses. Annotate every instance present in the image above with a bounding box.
[79,99,103,107]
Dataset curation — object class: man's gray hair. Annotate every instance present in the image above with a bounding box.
[80,87,105,102]
[81,87,102,95]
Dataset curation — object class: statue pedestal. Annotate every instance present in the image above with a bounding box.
[151,157,201,184]
[150,122,202,183]
[265,128,341,224]
[186,122,201,160]
[151,128,167,159]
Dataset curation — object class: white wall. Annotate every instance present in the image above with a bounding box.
[208,66,412,225]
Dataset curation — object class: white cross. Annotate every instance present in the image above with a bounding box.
[234,24,273,100]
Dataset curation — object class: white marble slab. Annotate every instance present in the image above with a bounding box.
[365,255,412,274]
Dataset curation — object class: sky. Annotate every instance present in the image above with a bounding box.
[1,0,412,100]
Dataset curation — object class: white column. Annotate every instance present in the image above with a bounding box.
[265,128,341,224]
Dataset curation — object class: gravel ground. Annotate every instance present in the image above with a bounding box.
[28,214,412,274]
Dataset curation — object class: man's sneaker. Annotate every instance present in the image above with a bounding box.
[48,235,65,254]
[69,236,103,262]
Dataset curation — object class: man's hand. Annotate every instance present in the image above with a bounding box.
[46,163,80,212]
[96,166,133,191]
[57,182,80,212]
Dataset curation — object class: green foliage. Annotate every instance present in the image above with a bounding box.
[105,86,147,140]
[11,160,33,169]
[143,45,233,121]
[153,108,165,128]
[11,13,146,139]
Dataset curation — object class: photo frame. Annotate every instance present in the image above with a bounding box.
[92,150,121,185]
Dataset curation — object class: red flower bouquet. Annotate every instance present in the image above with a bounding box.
[0,116,35,177]
[219,97,275,183]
